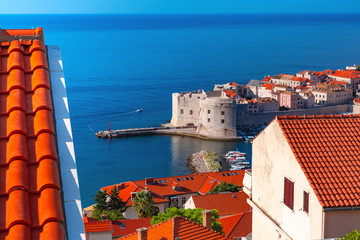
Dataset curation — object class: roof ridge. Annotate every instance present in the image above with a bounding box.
[227,213,244,237]
[277,114,360,120]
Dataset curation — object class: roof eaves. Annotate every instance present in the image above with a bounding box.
[47,45,85,240]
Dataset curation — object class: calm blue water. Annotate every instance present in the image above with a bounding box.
[1,14,360,206]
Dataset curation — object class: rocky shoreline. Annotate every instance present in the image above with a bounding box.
[187,151,221,173]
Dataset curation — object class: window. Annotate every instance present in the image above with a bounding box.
[221,111,225,115]
[159,180,163,183]
[208,118,210,122]
[284,177,294,210]
[164,179,168,183]
[208,110,211,114]
[221,119,225,124]
[180,109,184,114]
[189,110,193,115]
[185,177,189,180]
[303,191,309,213]
[190,177,194,180]
[182,197,186,205]
[181,178,185,181]
[177,178,181,181]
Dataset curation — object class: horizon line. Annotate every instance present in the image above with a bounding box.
[1,12,360,15]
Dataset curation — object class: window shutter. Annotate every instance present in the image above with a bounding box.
[303,191,309,213]
[284,177,294,210]
[289,180,294,209]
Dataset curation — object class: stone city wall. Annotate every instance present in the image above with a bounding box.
[236,104,351,128]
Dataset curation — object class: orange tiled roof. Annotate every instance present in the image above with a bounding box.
[84,217,151,237]
[103,171,245,206]
[224,90,237,99]
[84,220,112,232]
[0,30,65,239]
[217,212,252,238]
[291,76,307,82]
[191,192,251,216]
[112,218,151,237]
[330,70,360,79]
[262,76,271,82]
[262,82,276,90]
[118,216,231,240]
[277,114,360,208]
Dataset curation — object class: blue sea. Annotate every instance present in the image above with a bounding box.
[1,14,360,206]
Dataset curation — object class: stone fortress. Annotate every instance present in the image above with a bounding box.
[170,65,360,139]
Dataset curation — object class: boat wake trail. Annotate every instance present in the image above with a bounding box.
[87,108,142,133]
[88,124,96,134]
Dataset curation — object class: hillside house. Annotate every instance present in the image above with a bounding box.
[245,114,360,240]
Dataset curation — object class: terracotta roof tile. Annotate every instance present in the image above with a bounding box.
[0,30,65,239]
[103,171,245,207]
[117,217,231,240]
[191,192,251,216]
[112,218,151,237]
[277,114,360,208]
[84,220,112,232]
[217,212,252,238]
[329,70,360,79]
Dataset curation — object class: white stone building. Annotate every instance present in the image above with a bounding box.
[245,115,360,240]
[312,85,352,105]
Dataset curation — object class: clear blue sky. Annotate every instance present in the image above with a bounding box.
[1,0,360,14]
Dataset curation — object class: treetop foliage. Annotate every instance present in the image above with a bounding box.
[209,182,240,194]
[151,207,223,233]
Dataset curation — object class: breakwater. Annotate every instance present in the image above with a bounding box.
[95,126,243,141]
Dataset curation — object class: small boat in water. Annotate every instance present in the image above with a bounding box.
[225,150,250,170]
[136,108,143,112]
[243,136,255,141]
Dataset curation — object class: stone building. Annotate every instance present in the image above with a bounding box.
[279,91,302,110]
[171,89,237,138]
[328,70,360,92]
[312,85,352,105]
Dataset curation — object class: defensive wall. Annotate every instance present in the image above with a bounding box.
[236,104,351,128]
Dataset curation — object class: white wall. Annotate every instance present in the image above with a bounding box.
[251,121,324,240]
[88,232,112,240]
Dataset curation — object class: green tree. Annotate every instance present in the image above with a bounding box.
[338,230,360,240]
[151,207,223,233]
[93,189,108,212]
[209,182,240,194]
[108,186,126,212]
[133,190,159,218]
[93,187,126,221]
[357,64,360,71]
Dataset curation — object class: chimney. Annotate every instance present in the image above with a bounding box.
[136,227,148,240]
[145,177,154,185]
[117,183,125,190]
[131,192,137,200]
[202,210,212,228]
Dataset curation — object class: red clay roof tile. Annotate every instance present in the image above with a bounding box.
[0,30,65,239]
[118,216,232,240]
[191,192,251,216]
[103,171,245,207]
[277,114,360,208]
[217,212,252,238]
